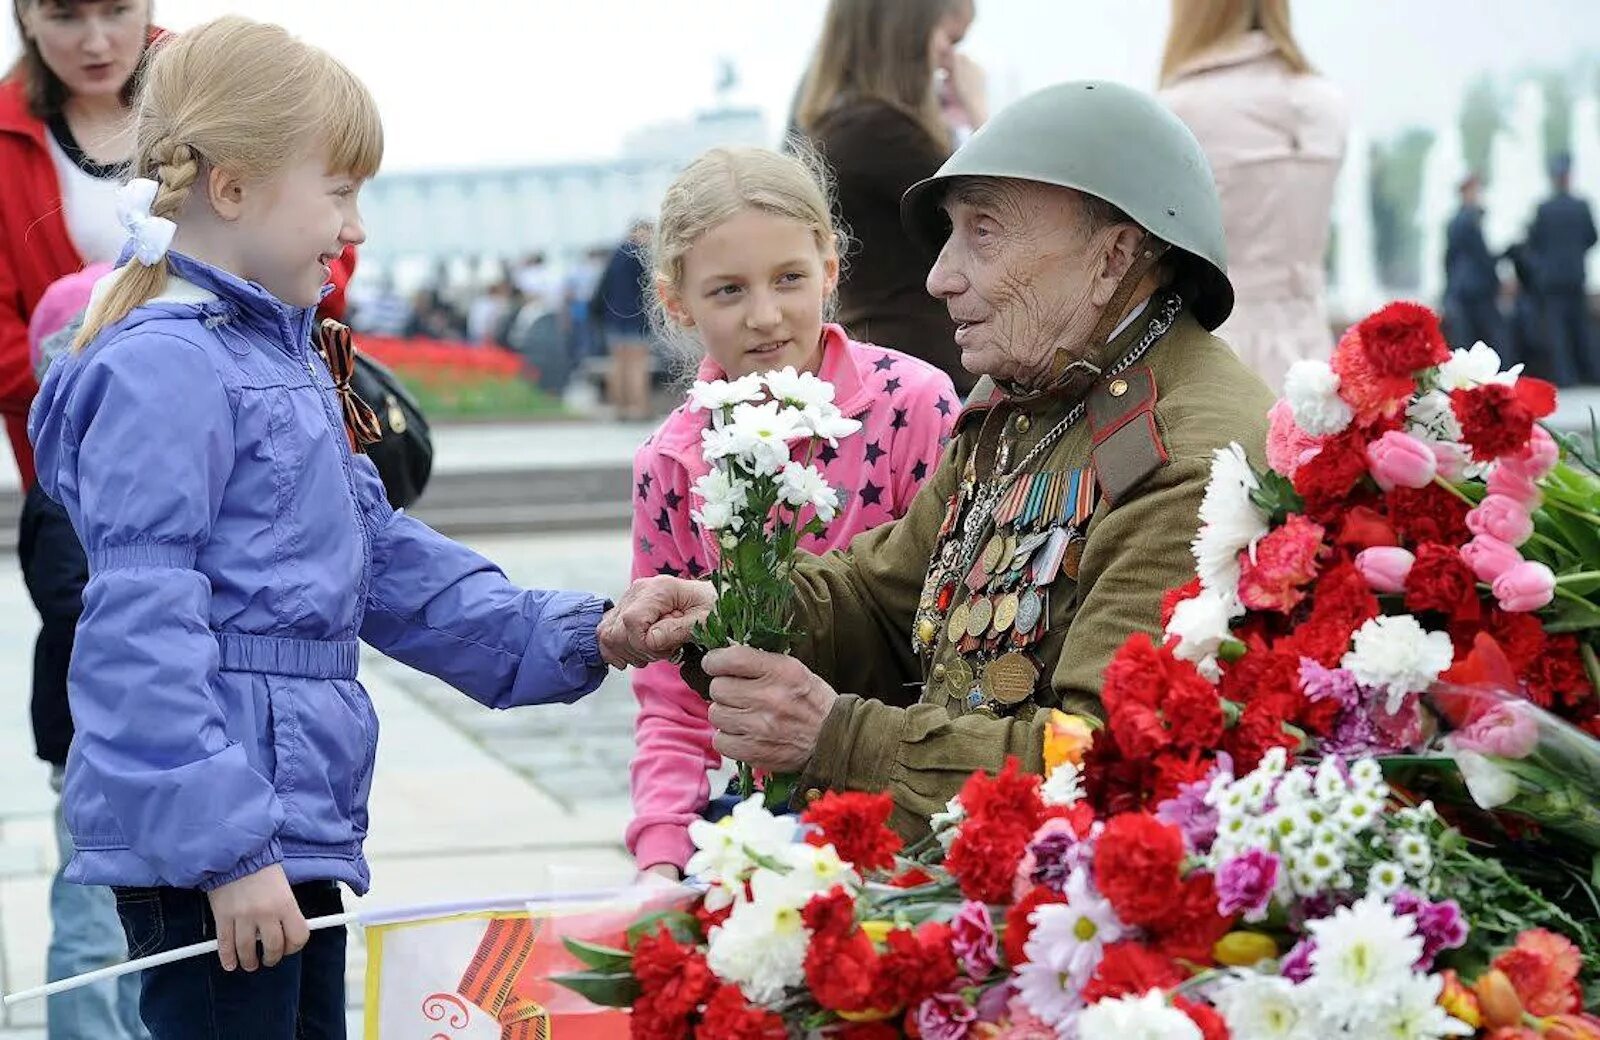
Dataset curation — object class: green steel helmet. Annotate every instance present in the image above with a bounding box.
[901,79,1235,330]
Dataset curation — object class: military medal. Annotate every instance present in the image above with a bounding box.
[1016,587,1044,634]
[994,592,1020,633]
[945,656,973,696]
[981,652,1040,705]
[1062,535,1086,581]
[966,596,994,639]
[980,534,1007,575]
[946,602,971,644]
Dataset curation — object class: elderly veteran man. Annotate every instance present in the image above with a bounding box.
[602,80,1275,838]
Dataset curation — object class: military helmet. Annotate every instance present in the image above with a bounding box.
[901,80,1235,330]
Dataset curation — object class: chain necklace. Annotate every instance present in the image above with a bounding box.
[952,293,1183,575]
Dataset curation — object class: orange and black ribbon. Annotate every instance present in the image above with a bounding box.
[457,917,552,1038]
[315,318,383,454]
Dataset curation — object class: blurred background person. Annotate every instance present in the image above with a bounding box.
[794,0,982,396]
[1443,173,1506,351]
[1526,152,1598,385]
[591,219,656,421]
[1160,0,1348,393]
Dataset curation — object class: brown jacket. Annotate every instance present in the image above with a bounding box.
[785,302,1274,837]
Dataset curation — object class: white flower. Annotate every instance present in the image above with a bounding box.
[704,874,810,1005]
[685,795,799,895]
[1164,588,1237,681]
[762,366,834,410]
[1340,616,1454,713]
[1307,895,1423,994]
[1212,973,1318,1040]
[704,400,810,475]
[689,373,766,413]
[1452,749,1520,809]
[1436,342,1522,391]
[798,401,862,446]
[690,468,750,533]
[1192,443,1270,611]
[1370,972,1476,1038]
[1284,359,1354,436]
[1024,870,1124,983]
[774,842,856,902]
[1041,761,1085,807]
[1348,757,1386,794]
[776,461,841,522]
[1368,860,1406,897]
[930,796,965,852]
[1077,990,1203,1040]
[1396,832,1433,874]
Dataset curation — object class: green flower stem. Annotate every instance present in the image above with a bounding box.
[1553,570,1600,586]
[1545,497,1600,528]
[1432,475,1478,507]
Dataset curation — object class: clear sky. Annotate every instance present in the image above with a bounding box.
[4,1,1597,173]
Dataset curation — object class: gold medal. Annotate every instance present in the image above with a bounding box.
[916,616,938,647]
[1062,537,1085,581]
[947,602,971,643]
[945,656,974,696]
[980,534,1006,574]
[981,652,1040,705]
[994,592,1020,633]
[966,596,994,638]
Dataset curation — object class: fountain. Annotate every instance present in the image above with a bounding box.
[1417,115,1467,306]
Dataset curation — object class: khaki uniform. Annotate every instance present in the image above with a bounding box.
[786,297,1274,838]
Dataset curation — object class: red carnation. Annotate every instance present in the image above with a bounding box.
[1528,635,1590,712]
[1152,873,1233,965]
[805,929,880,1012]
[1331,327,1415,427]
[1356,301,1450,377]
[1103,633,1169,712]
[878,922,959,1009]
[1292,426,1373,521]
[630,995,692,1040]
[1152,750,1215,803]
[1175,997,1232,1040]
[1225,700,1300,772]
[1103,633,1222,759]
[947,818,1034,904]
[1388,483,1472,547]
[696,901,733,935]
[1283,560,1379,667]
[1482,609,1548,670]
[802,791,903,873]
[1162,680,1225,756]
[1404,542,1481,622]
[1451,379,1558,462]
[697,984,787,1040]
[1219,642,1304,720]
[801,887,858,940]
[955,758,1047,831]
[1093,814,1185,929]
[632,925,717,1021]
[887,866,937,889]
[1081,941,1185,1004]
[1004,886,1068,966]
[1161,577,1204,629]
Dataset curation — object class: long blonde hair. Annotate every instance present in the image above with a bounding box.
[648,143,847,358]
[794,0,955,151]
[1159,0,1312,87]
[75,15,383,348]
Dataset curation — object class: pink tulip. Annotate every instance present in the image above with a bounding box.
[1450,702,1540,760]
[1467,494,1535,547]
[1460,535,1524,583]
[1505,424,1560,479]
[1428,440,1469,482]
[1366,430,1438,491]
[1487,464,1542,508]
[1355,546,1415,594]
[1493,560,1556,613]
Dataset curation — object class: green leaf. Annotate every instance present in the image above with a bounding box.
[550,970,640,1008]
[560,936,634,973]
[1546,590,1600,633]
[625,910,702,948]
[1249,469,1304,524]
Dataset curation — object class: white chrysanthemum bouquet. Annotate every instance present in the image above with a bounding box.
[683,368,862,802]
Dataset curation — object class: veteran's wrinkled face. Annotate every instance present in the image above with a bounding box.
[926,177,1143,386]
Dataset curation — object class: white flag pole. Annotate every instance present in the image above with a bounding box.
[2,912,357,1007]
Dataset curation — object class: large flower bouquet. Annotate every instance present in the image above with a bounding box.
[681,367,863,805]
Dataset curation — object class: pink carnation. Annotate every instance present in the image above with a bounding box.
[1238,514,1326,612]
[1266,399,1325,478]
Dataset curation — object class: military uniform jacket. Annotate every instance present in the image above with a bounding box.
[785,296,1275,837]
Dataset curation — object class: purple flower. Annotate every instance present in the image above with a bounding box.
[1155,753,1232,854]
[1215,849,1281,920]
[1392,891,1469,970]
[1027,828,1079,892]
[1280,938,1316,983]
[1300,658,1360,707]
[974,982,1014,1024]
[916,987,978,1040]
[952,901,999,979]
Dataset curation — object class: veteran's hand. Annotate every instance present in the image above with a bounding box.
[598,577,716,667]
[703,646,837,774]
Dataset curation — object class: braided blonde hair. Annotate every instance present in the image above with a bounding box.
[75,15,383,348]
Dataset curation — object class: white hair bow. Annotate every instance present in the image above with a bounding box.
[116,178,177,266]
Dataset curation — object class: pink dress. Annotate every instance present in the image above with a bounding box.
[626,323,959,869]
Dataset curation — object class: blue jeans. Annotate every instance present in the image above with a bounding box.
[48,772,147,1040]
[113,881,346,1040]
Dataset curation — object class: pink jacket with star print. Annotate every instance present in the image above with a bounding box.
[626,323,958,870]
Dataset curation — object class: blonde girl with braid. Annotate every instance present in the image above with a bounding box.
[29,17,622,1037]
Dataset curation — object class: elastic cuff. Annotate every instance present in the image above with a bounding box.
[197,839,283,892]
[569,596,610,671]
[632,823,696,873]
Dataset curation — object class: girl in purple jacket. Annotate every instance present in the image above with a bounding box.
[626,146,958,878]
[28,18,614,1037]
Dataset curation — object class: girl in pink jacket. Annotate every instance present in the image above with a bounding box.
[626,145,958,876]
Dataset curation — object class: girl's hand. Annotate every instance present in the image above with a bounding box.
[641,863,683,882]
[206,863,309,971]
